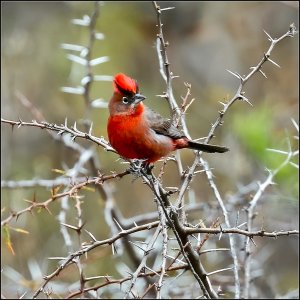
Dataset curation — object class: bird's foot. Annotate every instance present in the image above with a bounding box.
[128,159,153,179]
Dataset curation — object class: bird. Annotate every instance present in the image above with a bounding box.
[107,73,229,163]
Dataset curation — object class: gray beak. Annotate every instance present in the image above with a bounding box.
[133,93,146,104]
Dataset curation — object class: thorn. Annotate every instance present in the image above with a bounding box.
[156,94,168,99]
[33,192,37,203]
[291,118,299,132]
[60,222,78,231]
[160,7,175,11]
[207,267,233,277]
[64,117,68,127]
[17,118,23,128]
[113,218,124,231]
[24,199,34,205]
[236,222,247,228]
[239,94,253,107]
[226,69,243,81]
[263,29,273,41]
[267,57,281,68]
[47,256,67,260]
[88,122,93,135]
[84,229,97,242]
[128,240,146,252]
[145,265,160,276]
[259,69,267,78]
[219,225,223,240]
[43,205,52,215]
[249,236,257,247]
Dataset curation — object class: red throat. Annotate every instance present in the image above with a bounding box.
[113,73,138,94]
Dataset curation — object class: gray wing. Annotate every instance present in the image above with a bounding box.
[144,107,185,140]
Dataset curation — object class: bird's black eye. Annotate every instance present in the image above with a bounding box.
[122,97,129,104]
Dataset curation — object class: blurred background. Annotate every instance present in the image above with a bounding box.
[1,1,298,298]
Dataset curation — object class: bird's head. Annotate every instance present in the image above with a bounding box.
[109,73,146,116]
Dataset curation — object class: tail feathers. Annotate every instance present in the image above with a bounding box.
[187,140,229,153]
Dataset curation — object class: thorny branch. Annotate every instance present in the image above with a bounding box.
[32,220,160,299]
[82,1,99,109]
[125,226,161,298]
[152,3,297,299]
[155,202,168,298]
[80,4,155,292]
[1,170,129,227]
[66,263,191,299]
[2,172,298,237]
[152,2,177,113]
[1,177,87,188]
[212,23,298,299]
[206,23,298,145]
[63,225,298,299]
[153,1,227,298]
[2,158,298,298]
[69,3,146,279]
[142,168,218,298]
[29,206,297,299]
[243,134,298,298]
[1,118,114,152]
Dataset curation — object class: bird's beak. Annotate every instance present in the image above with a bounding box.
[133,93,146,104]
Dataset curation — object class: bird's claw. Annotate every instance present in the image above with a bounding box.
[127,159,153,180]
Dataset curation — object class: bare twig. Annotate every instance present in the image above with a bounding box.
[1,171,129,227]
[156,204,169,299]
[243,135,298,298]
[1,118,114,152]
[142,169,218,298]
[125,226,161,298]
[1,177,86,188]
[185,227,299,238]
[32,220,159,299]
[175,24,298,299]
[66,263,191,299]
[206,23,297,145]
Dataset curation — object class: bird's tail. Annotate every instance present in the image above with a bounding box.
[187,140,229,153]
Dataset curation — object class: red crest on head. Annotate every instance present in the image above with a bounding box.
[113,73,138,95]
